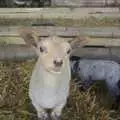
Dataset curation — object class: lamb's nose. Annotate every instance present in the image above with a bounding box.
[54,60,63,67]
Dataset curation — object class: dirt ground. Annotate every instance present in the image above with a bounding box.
[0,60,120,120]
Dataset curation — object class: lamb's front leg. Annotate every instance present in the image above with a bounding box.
[37,109,48,120]
[105,78,120,109]
[32,100,49,120]
[51,102,66,120]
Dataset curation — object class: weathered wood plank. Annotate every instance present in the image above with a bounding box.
[0,8,44,13]
[33,26,120,38]
[1,26,120,47]
[1,36,120,47]
[0,37,25,44]
[86,38,120,47]
[0,26,120,38]
[51,0,120,7]
[0,8,119,19]
[72,47,120,62]
[111,47,120,61]
[73,47,110,58]
[0,45,37,60]
[0,8,118,13]
[0,45,120,62]
[0,0,120,7]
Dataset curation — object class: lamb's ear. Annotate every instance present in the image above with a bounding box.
[19,28,39,48]
[70,36,89,50]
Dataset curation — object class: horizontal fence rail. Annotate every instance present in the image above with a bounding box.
[73,47,120,63]
[0,6,119,61]
[0,8,120,19]
[0,26,120,38]
[0,26,120,47]
[1,36,120,47]
[0,45,37,60]
[0,45,120,62]
[51,0,120,7]
[0,0,120,7]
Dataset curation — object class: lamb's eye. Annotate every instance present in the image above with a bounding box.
[40,46,46,53]
[40,47,44,52]
[40,46,47,53]
[67,49,71,54]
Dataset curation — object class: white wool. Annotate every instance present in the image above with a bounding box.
[20,28,88,118]
[29,58,71,109]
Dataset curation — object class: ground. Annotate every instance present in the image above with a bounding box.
[0,60,120,120]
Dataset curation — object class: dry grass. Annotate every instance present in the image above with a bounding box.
[0,17,120,27]
[0,60,120,120]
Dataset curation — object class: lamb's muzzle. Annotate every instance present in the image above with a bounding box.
[19,28,89,119]
[53,59,63,67]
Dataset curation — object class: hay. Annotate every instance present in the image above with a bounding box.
[0,17,120,27]
[0,60,119,120]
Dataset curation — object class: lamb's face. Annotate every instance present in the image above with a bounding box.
[20,28,89,74]
[36,36,71,74]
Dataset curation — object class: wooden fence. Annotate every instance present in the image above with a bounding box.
[0,8,120,62]
[51,0,120,7]
[1,0,120,7]
[0,8,119,19]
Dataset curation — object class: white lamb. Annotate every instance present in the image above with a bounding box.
[20,28,88,120]
[70,56,120,109]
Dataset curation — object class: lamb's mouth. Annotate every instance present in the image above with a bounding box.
[46,67,62,74]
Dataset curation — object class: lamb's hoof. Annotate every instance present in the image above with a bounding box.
[38,116,49,120]
[111,103,119,110]
[51,114,61,120]
[111,96,120,110]
[38,114,49,120]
